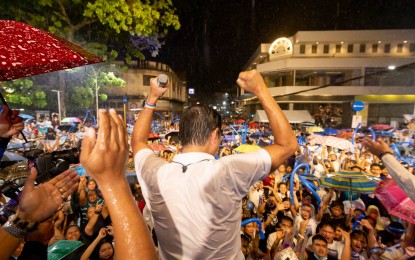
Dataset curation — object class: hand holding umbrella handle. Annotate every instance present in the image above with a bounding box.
[0,98,28,142]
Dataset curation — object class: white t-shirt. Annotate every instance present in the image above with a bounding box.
[135,149,272,260]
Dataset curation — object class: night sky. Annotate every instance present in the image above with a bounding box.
[155,0,415,103]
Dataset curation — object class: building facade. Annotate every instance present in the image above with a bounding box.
[239,30,415,128]
[102,60,186,123]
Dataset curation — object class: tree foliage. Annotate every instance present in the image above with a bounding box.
[0,0,180,114]
[1,79,47,108]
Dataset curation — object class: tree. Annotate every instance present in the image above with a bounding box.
[1,0,180,116]
[0,79,47,109]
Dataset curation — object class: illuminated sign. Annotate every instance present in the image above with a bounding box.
[188,88,195,95]
[269,37,293,59]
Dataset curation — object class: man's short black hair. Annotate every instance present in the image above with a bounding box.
[179,105,222,146]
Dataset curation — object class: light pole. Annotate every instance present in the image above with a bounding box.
[51,90,62,122]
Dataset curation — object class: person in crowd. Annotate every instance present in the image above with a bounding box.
[306,222,345,259]
[0,168,79,259]
[81,227,114,260]
[321,200,348,228]
[132,70,297,259]
[81,109,157,259]
[304,234,337,260]
[267,215,296,258]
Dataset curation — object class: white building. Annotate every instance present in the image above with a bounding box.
[239,30,415,128]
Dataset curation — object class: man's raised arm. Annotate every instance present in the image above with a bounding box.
[236,70,297,170]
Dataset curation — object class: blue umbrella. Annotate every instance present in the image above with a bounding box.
[375,131,395,137]
[296,136,307,146]
[323,127,339,136]
[19,113,34,120]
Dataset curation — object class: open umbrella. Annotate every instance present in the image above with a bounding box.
[0,20,104,81]
[370,124,393,131]
[375,178,415,224]
[320,171,379,203]
[61,117,82,123]
[19,113,34,120]
[234,144,261,153]
[374,130,395,137]
[308,134,354,150]
[306,126,324,133]
[322,127,339,136]
[148,142,167,152]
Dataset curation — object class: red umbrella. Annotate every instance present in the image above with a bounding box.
[234,118,245,124]
[0,20,104,81]
[375,178,415,224]
[148,143,167,151]
[370,124,393,131]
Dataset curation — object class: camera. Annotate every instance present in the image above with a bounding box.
[0,148,80,200]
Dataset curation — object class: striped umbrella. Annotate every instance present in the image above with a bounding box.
[320,171,379,202]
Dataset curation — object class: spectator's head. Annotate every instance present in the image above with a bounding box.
[319,222,336,244]
[350,230,367,253]
[88,179,98,191]
[302,192,313,205]
[64,224,81,240]
[277,164,286,173]
[329,200,344,218]
[286,165,293,173]
[282,197,290,210]
[353,208,365,219]
[279,216,294,234]
[87,189,99,203]
[278,182,287,194]
[312,234,329,257]
[370,163,382,176]
[86,206,96,220]
[179,105,222,151]
[98,240,114,260]
[300,204,313,220]
[243,222,256,238]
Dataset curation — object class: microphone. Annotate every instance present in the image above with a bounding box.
[157,74,169,88]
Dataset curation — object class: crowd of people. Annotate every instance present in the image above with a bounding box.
[0,70,414,259]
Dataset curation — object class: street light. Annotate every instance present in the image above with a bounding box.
[51,90,62,122]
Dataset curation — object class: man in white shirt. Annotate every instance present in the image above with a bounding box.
[132,70,298,260]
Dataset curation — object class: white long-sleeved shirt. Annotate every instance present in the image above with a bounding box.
[382,154,415,203]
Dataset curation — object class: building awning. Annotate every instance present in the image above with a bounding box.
[254,110,314,124]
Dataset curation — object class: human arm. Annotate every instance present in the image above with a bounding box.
[78,175,87,207]
[269,229,285,258]
[0,168,79,260]
[363,138,415,202]
[84,206,101,237]
[80,109,157,260]
[131,77,169,155]
[236,70,297,171]
[80,228,107,260]
[340,228,351,260]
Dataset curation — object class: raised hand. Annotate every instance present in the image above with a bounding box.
[81,109,128,184]
[17,168,79,222]
[236,70,267,97]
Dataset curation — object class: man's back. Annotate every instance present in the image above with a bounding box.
[135,149,271,259]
